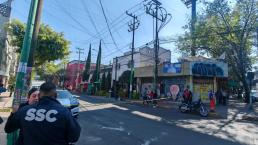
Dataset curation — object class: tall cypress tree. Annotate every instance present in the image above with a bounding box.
[105,71,111,91]
[95,40,101,91]
[82,44,91,82]
[101,73,106,91]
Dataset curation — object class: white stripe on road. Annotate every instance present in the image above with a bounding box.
[132,111,162,121]
[101,126,125,132]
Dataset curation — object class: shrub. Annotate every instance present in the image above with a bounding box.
[96,90,108,97]
[132,92,140,100]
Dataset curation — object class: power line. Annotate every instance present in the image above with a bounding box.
[52,0,98,39]
[24,0,91,35]
[83,1,145,44]
[80,0,110,52]
[99,0,119,52]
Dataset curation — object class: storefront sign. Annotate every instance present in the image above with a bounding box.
[191,62,228,77]
[163,62,181,74]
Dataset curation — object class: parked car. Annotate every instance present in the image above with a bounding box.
[250,90,258,102]
[242,90,258,103]
[56,89,80,117]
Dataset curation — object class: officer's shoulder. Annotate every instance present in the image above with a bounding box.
[55,103,70,112]
[16,103,36,115]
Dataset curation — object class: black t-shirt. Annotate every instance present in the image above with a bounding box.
[5,97,81,145]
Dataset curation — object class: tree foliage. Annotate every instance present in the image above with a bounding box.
[101,73,106,91]
[119,70,131,85]
[105,71,111,91]
[176,0,258,100]
[83,45,91,81]
[6,19,70,66]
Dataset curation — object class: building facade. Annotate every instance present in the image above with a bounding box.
[0,0,17,86]
[135,56,228,102]
[111,46,171,87]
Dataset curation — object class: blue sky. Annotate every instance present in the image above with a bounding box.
[8,0,195,64]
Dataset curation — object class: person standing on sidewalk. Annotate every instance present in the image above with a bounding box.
[142,88,148,104]
[5,82,81,145]
[8,84,14,98]
[5,88,39,145]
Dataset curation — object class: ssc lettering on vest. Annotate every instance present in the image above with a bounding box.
[25,108,58,122]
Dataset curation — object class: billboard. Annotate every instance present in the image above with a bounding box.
[163,62,182,74]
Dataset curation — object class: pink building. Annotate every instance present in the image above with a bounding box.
[65,60,96,90]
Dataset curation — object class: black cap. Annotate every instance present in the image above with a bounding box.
[40,82,56,93]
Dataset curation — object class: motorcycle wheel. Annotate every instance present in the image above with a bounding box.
[179,103,188,113]
[199,105,208,117]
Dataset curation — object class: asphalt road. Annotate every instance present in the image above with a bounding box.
[76,95,243,145]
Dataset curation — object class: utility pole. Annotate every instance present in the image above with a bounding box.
[27,0,44,88]
[8,0,40,144]
[126,11,140,99]
[181,0,197,56]
[145,0,171,96]
[76,47,84,90]
[63,62,66,89]
[114,57,118,98]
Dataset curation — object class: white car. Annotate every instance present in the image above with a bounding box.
[56,89,80,117]
[250,90,258,102]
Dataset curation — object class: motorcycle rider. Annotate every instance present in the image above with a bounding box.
[183,86,192,105]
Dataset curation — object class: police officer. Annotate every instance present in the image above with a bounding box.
[5,82,81,145]
[5,88,39,145]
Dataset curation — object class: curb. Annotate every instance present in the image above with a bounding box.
[0,108,12,112]
[208,111,222,118]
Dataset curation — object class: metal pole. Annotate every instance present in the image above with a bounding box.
[130,24,135,99]
[145,0,171,96]
[249,79,253,110]
[154,2,158,95]
[126,11,140,99]
[63,62,66,89]
[191,0,196,56]
[76,48,83,90]
[27,0,44,88]
[115,57,118,98]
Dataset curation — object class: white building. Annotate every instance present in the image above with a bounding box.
[111,46,171,86]
[0,0,17,86]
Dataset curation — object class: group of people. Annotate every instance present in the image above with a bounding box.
[1,82,81,145]
[141,85,228,106]
[142,88,158,107]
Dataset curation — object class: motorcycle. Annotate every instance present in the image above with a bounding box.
[179,99,208,117]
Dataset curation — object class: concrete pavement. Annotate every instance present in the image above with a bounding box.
[77,95,258,145]
[0,92,12,145]
[0,94,257,145]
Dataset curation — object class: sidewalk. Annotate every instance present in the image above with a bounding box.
[0,92,12,145]
[127,97,258,120]
[0,92,13,112]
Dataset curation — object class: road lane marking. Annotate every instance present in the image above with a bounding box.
[101,126,125,132]
[132,111,162,121]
